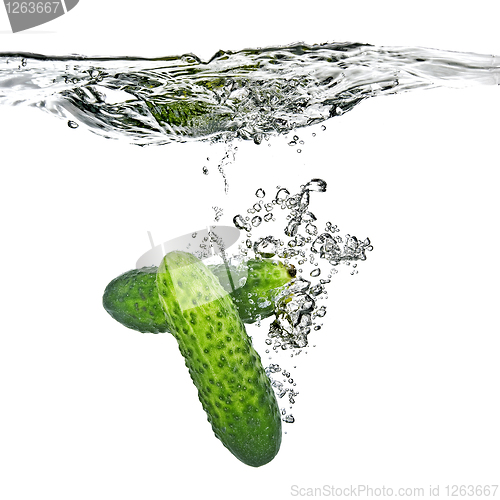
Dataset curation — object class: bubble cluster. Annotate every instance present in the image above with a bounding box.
[212,206,223,222]
[265,363,299,424]
[233,178,373,351]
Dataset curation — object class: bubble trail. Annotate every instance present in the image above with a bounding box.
[234,178,373,351]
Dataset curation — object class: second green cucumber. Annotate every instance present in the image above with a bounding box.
[103,258,294,333]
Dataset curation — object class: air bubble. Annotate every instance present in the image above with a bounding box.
[275,188,290,202]
[304,179,327,192]
[302,212,317,223]
[233,214,251,232]
[315,306,327,318]
[305,224,317,236]
[253,236,279,258]
[251,216,262,227]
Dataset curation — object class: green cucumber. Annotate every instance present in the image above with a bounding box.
[102,259,293,333]
[211,259,295,324]
[146,100,232,129]
[102,266,169,333]
[156,250,281,467]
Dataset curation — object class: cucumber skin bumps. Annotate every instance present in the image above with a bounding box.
[102,259,293,333]
[156,251,282,467]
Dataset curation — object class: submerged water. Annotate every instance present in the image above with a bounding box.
[3,41,497,424]
[1,42,499,146]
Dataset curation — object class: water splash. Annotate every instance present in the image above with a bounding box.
[1,42,499,145]
[233,178,373,351]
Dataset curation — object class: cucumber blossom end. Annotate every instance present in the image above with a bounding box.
[102,266,169,334]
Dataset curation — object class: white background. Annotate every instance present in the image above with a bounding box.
[1,2,500,499]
